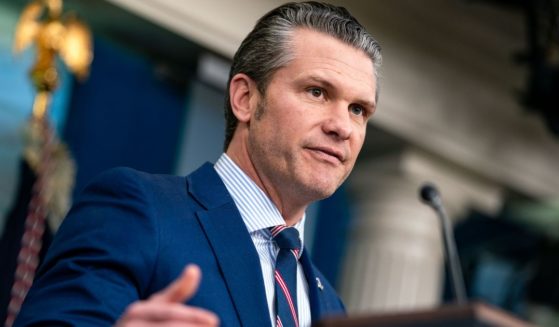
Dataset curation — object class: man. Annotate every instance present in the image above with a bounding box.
[14,2,381,326]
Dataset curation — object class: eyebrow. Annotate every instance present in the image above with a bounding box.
[306,75,376,110]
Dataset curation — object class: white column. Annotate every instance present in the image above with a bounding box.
[340,148,503,314]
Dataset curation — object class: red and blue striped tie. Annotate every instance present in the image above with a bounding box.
[270,225,301,327]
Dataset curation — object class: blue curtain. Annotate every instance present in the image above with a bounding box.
[63,38,187,196]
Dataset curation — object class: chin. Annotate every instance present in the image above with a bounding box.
[315,190,336,201]
[304,181,340,201]
[294,168,347,200]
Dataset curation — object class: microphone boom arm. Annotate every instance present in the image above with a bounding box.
[420,183,467,305]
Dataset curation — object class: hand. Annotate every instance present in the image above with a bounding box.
[116,264,219,326]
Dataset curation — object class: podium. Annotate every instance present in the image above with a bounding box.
[314,302,535,327]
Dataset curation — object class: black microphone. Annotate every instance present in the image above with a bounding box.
[419,183,467,305]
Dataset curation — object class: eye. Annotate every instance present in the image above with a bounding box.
[349,105,364,116]
[308,87,324,98]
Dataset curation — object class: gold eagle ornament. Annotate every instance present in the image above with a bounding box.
[14,0,93,95]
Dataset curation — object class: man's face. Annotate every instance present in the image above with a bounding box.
[247,28,377,205]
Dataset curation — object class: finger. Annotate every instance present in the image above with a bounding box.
[121,301,219,325]
[151,264,201,303]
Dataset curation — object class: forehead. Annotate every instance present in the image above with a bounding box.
[283,28,376,101]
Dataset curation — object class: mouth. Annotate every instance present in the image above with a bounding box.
[306,146,345,164]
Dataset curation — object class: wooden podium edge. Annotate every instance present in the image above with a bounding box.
[473,302,536,327]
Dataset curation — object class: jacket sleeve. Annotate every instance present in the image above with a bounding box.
[14,167,160,327]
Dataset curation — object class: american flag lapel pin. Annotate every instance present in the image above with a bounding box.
[316,277,324,291]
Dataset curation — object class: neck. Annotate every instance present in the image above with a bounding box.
[224,149,307,226]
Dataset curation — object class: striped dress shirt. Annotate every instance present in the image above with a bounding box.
[215,154,311,327]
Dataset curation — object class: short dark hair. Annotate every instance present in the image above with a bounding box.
[224,1,382,150]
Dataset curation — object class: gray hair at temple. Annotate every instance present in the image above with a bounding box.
[223,1,382,150]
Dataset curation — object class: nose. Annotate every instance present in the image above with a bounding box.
[322,104,352,140]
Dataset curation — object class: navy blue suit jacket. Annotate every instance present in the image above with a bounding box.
[15,163,345,326]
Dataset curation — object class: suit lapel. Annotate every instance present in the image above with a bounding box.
[300,249,325,322]
[301,250,346,323]
[188,163,271,327]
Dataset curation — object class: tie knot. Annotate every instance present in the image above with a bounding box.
[270,226,301,250]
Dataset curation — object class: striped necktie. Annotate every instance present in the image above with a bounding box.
[270,225,301,327]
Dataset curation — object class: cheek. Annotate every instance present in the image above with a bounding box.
[350,132,366,155]
[274,113,307,141]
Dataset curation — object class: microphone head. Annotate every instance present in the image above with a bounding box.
[419,183,440,206]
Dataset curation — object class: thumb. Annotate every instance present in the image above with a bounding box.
[150,264,201,303]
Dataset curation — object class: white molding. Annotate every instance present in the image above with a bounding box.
[105,0,281,57]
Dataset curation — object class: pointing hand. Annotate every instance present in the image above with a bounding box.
[116,265,219,326]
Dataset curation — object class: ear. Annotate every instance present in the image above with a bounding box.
[229,73,259,123]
